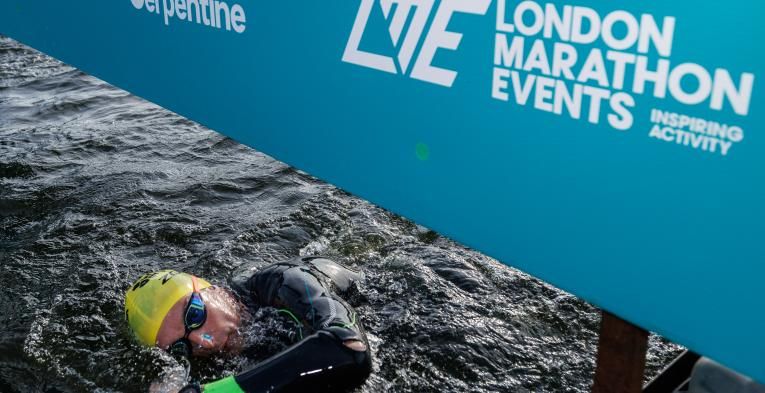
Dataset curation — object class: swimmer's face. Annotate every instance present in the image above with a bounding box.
[155,286,243,357]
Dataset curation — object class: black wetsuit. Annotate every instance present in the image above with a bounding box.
[215,256,372,393]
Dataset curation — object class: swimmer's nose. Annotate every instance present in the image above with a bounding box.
[187,330,216,351]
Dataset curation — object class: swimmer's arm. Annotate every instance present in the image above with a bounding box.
[198,330,370,393]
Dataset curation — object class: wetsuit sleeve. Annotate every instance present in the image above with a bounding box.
[210,330,371,393]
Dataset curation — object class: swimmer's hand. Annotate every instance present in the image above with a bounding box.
[149,363,189,393]
[177,383,202,393]
[149,377,188,393]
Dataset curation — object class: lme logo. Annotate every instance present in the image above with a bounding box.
[343,0,491,87]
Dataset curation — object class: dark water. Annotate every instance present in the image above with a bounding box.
[0,36,681,393]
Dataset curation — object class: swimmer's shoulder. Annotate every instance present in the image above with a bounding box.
[230,256,363,301]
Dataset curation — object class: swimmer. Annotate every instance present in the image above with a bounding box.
[124,256,372,392]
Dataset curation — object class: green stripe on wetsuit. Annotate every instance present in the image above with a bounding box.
[203,376,244,393]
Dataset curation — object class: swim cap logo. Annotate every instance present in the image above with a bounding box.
[131,272,156,291]
[343,0,491,87]
[160,271,179,284]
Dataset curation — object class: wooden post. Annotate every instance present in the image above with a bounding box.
[592,311,649,393]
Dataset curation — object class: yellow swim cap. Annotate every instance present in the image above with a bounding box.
[124,270,211,346]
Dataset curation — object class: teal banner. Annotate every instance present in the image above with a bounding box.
[2,0,763,381]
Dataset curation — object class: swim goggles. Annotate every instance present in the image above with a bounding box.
[169,276,207,358]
